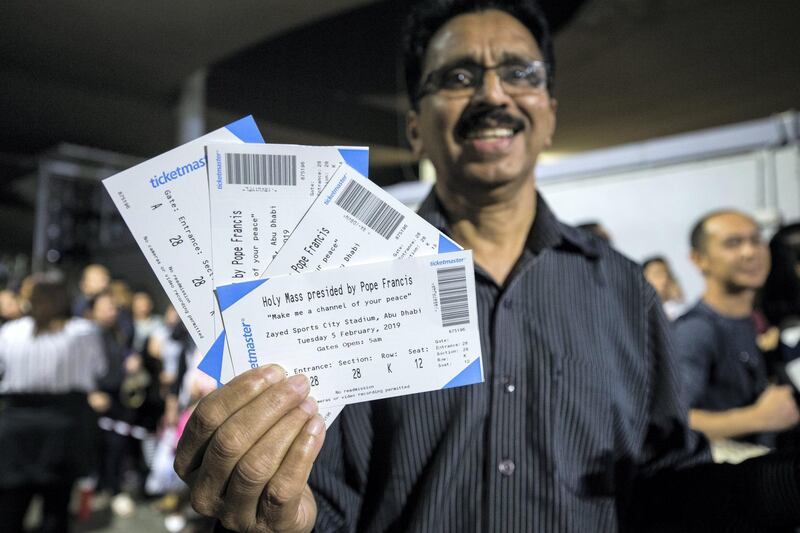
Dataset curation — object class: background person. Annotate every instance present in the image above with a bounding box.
[72,263,111,318]
[643,255,685,320]
[0,272,106,533]
[674,210,800,447]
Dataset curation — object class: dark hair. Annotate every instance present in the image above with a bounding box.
[28,271,70,335]
[403,0,555,109]
[761,222,800,326]
[642,256,667,270]
[689,209,745,252]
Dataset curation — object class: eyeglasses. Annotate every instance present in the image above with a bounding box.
[416,60,548,102]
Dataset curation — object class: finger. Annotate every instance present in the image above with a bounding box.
[260,414,326,531]
[175,364,285,479]
[190,374,311,516]
[218,399,319,532]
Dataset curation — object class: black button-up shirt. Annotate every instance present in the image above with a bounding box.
[310,191,710,532]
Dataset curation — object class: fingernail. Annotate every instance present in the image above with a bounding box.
[306,415,325,436]
[299,397,318,415]
[287,373,310,394]
[262,365,284,384]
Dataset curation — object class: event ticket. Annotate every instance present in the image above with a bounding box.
[264,166,460,276]
[207,142,369,283]
[216,251,484,408]
[103,117,264,369]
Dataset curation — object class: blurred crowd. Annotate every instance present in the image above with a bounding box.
[1,210,800,532]
[0,264,216,532]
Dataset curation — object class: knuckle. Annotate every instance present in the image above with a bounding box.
[264,386,302,414]
[191,401,226,435]
[174,452,200,482]
[234,455,277,491]
[265,480,296,508]
[218,508,248,533]
[236,373,263,398]
[208,427,249,461]
[189,492,216,517]
[173,456,189,480]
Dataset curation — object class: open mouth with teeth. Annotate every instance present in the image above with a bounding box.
[464,127,517,140]
[459,123,523,155]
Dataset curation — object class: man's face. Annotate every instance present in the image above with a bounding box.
[81,265,110,297]
[406,9,557,191]
[693,213,770,292]
[132,292,153,319]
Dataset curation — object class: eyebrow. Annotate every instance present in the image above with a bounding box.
[429,52,540,74]
[721,230,762,242]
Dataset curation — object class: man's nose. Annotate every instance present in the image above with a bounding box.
[472,70,512,105]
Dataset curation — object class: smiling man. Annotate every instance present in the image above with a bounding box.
[174,2,800,532]
[675,210,800,445]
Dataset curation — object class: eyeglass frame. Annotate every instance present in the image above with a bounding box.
[414,58,549,103]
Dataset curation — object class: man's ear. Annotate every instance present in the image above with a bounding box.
[406,110,425,158]
[544,97,558,149]
[690,249,708,275]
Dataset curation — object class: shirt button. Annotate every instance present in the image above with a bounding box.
[504,379,516,393]
[738,351,750,363]
[498,459,515,476]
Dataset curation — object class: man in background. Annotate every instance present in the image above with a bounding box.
[72,263,111,317]
[674,210,799,445]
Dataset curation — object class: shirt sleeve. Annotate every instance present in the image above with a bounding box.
[672,311,717,409]
[309,401,374,532]
[637,287,711,477]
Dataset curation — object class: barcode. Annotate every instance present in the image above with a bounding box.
[436,266,470,327]
[334,180,405,239]
[225,153,297,186]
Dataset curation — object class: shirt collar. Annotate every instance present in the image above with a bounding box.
[417,188,600,259]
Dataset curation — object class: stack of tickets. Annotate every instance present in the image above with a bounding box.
[104,116,483,424]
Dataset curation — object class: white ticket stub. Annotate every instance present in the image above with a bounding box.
[207,142,369,284]
[264,167,461,277]
[103,117,264,382]
[216,251,484,408]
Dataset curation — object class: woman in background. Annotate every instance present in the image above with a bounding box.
[0,272,106,533]
[642,255,685,320]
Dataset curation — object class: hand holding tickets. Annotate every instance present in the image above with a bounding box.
[106,116,484,529]
[173,366,324,533]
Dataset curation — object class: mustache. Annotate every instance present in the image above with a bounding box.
[455,105,525,139]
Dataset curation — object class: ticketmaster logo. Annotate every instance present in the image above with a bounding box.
[149,156,207,188]
[241,319,259,369]
[323,175,348,205]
